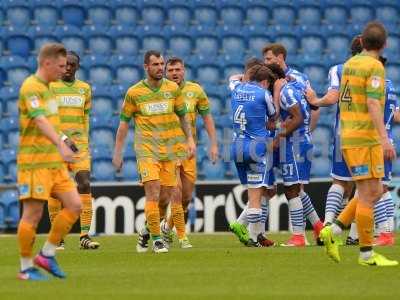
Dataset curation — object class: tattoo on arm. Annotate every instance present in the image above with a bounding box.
[179,115,193,139]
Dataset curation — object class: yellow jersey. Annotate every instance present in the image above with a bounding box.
[180,80,210,141]
[340,53,386,148]
[50,79,91,151]
[120,78,187,161]
[18,75,63,170]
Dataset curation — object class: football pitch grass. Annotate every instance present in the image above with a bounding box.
[1,233,400,300]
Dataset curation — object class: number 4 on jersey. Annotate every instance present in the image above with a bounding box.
[234,105,247,131]
[340,80,352,103]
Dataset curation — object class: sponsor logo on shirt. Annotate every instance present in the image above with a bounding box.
[145,102,169,114]
[59,95,84,107]
[350,165,369,177]
[247,174,263,182]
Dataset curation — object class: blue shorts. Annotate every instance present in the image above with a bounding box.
[294,142,313,184]
[383,159,392,184]
[231,137,274,188]
[275,139,300,186]
[331,136,352,181]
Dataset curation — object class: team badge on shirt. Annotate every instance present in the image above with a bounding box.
[29,96,40,108]
[371,76,381,89]
[79,88,85,95]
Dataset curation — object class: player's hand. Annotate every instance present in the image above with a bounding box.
[266,119,276,131]
[209,143,218,164]
[57,140,75,162]
[305,87,319,106]
[382,138,396,161]
[112,152,123,171]
[187,137,196,160]
[272,137,280,151]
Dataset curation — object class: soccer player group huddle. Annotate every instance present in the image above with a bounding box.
[229,21,398,267]
[15,20,396,281]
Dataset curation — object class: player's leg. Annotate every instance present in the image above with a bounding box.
[17,199,48,280]
[229,161,250,244]
[382,185,395,243]
[33,167,81,278]
[47,197,65,250]
[75,170,99,249]
[180,157,196,223]
[373,185,391,246]
[280,142,305,247]
[246,187,264,246]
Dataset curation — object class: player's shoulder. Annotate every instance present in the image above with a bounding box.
[126,80,146,95]
[75,79,91,90]
[185,80,203,90]
[163,78,180,90]
[20,75,43,94]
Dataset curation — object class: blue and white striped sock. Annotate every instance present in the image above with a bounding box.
[260,197,269,234]
[382,191,395,232]
[237,203,248,226]
[325,184,344,225]
[374,197,388,234]
[288,197,304,235]
[300,190,320,226]
[247,208,262,241]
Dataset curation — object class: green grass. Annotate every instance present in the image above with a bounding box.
[1,233,400,300]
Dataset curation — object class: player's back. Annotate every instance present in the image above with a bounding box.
[340,54,385,148]
[18,75,63,170]
[231,81,275,139]
[286,67,310,91]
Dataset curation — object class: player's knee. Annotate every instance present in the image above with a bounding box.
[22,205,43,226]
[76,171,91,194]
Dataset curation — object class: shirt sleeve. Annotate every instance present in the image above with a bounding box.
[84,86,92,115]
[280,87,299,110]
[174,87,187,116]
[366,63,385,101]
[196,86,210,116]
[229,80,241,91]
[327,65,340,91]
[264,91,276,117]
[20,87,46,119]
[120,90,137,122]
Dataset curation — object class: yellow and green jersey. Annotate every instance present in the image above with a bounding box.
[180,81,210,141]
[340,53,386,148]
[50,79,91,152]
[120,78,187,161]
[18,75,63,170]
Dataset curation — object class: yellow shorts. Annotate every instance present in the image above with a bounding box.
[342,144,384,180]
[67,151,91,173]
[18,166,76,201]
[180,157,197,183]
[137,158,179,186]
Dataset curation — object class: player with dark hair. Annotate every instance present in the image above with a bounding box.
[113,50,196,253]
[48,51,99,250]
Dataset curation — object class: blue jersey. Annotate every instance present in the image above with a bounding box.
[230,80,275,139]
[384,79,399,140]
[285,67,310,92]
[280,81,310,142]
[327,64,344,137]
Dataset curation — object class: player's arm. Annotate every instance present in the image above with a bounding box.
[175,90,196,159]
[113,91,135,170]
[310,107,320,132]
[113,121,129,171]
[394,110,400,122]
[84,86,92,136]
[306,88,339,107]
[278,104,303,137]
[366,69,395,160]
[202,114,218,162]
